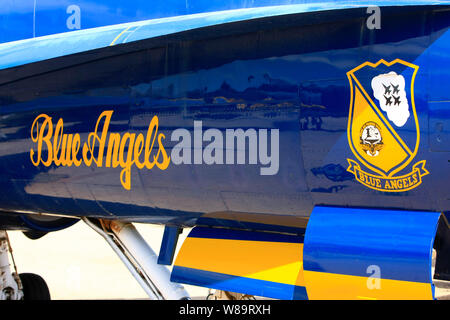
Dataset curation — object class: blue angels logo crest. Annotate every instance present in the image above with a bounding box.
[346,59,428,192]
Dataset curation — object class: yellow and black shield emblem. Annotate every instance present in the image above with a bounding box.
[346,59,428,192]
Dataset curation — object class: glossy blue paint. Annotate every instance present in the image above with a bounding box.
[158,226,181,265]
[0,0,35,43]
[0,4,448,233]
[2,1,449,44]
[4,1,450,71]
[303,206,441,283]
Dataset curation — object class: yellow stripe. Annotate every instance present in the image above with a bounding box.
[174,237,305,286]
[303,270,433,300]
[109,26,131,46]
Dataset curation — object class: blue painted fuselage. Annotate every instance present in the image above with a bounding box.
[0,2,449,232]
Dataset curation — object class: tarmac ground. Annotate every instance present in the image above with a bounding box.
[8,221,208,299]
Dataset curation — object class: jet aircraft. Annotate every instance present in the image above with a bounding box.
[0,0,449,300]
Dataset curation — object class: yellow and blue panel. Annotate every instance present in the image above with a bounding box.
[171,227,307,300]
[171,207,442,300]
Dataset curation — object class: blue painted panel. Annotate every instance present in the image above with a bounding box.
[2,1,448,43]
[3,1,450,70]
[303,206,441,283]
[429,101,450,152]
[158,226,181,265]
[0,5,449,229]
[0,3,365,70]
[429,14,450,102]
[427,23,450,152]
[0,0,34,43]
